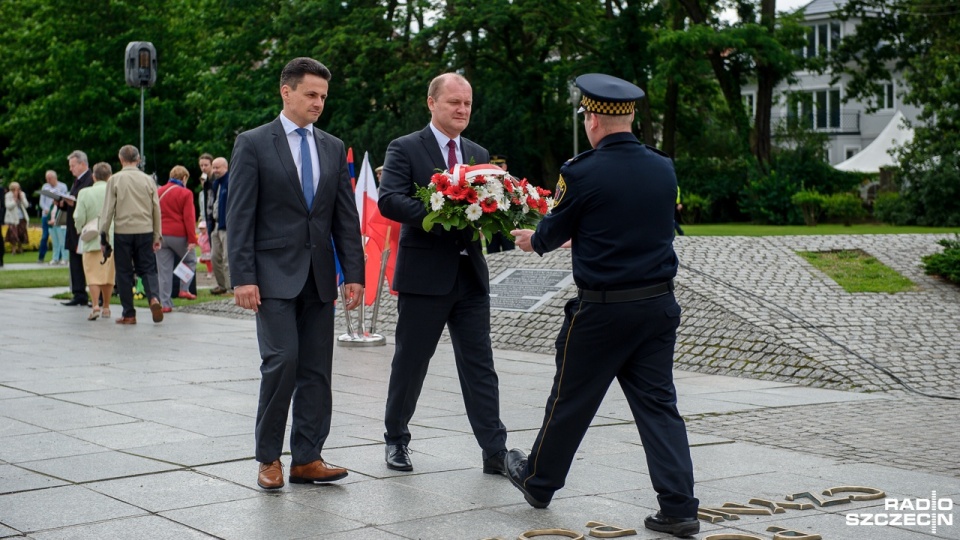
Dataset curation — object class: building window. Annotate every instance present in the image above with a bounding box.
[743,92,756,117]
[845,146,861,160]
[787,89,842,130]
[803,21,841,57]
[875,82,894,110]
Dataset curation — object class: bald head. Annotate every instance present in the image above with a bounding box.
[211,157,229,179]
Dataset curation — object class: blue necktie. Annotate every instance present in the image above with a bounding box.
[296,128,315,209]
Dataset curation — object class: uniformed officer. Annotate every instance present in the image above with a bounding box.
[509,73,699,538]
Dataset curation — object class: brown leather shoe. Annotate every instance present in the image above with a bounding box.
[149,298,163,323]
[115,317,137,325]
[289,459,348,484]
[257,460,284,489]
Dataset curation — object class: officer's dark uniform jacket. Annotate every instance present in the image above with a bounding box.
[531,132,678,292]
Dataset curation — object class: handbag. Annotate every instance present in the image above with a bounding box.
[53,208,67,227]
[80,218,99,242]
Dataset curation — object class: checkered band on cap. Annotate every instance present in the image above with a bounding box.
[579,95,635,115]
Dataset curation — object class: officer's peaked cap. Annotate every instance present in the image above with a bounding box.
[575,73,644,115]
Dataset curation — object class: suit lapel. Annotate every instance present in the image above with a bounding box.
[419,125,447,172]
[271,118,310,211]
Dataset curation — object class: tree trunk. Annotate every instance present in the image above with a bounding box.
[753,0,777,170]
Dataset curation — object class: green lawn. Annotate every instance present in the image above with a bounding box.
[797,249,916,293]
[0,268,70,289]
[683,223,960,236]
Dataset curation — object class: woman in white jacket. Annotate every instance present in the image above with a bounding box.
[4,182,30,255]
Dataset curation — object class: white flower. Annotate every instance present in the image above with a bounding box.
[526,185,540,200]
[465,203,483,221]
[430,191,445,211]
[498,197,511,211]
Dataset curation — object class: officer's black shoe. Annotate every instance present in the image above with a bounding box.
[385,444,413,471]
[61,297,86,306]
[643,512,700,538]
[482,449,507,476]
[504,449,550,509]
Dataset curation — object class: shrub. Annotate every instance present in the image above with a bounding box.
[872,192,912,225]
[682,193,711,224]
[822,192,867,226]
[898,151,960,227]
[674,157,752,222]
[790,189,826,226]
[740,169,803,225]
[922,235,960,284]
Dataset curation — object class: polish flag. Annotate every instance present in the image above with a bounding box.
[355,152,400,305]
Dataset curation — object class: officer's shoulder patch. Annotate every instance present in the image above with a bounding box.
[553,174,567,207]
[563,148,596,167]
[644,144,671,158]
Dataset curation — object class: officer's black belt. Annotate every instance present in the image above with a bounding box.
[578,280,674,303]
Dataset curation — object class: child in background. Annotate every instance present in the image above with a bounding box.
[197,220,212,274]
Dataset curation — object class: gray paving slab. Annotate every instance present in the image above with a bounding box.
[27,515,217,540]
[0,431,108,463]
[0,464,68,494]
[0,485,144,533]
[87,470,260,512]
[17,450,180,483]
[159,496,364,540]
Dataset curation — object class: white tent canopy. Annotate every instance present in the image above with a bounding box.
[834,110,914,173]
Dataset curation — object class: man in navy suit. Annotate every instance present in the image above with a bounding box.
[228,57,365,490]
[378,73,508,475]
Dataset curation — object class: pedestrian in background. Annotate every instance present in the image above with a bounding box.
[38,170,68,263]
[74,162,115,320]
[4,182,30,255]
[99,145,164,325]
[509,73,699,538]
[60,151,94,307]
[156,165,198,312]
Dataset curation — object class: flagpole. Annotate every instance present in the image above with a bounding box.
[369,225,391,335]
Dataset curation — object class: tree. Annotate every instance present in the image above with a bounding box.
[831,0,960,225]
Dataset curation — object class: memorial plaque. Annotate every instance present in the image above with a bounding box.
[489,269,574,312]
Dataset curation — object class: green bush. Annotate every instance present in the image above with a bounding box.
[673,157,752,223]
[922,235,960,284]
[740,169,803,225]
[790,189,826,226]
[898,151,960,227]
[872,192,912,225]
[822,192,867,226]
[682,193,711,224]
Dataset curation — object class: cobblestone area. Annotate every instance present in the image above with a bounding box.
[685,395,960,478]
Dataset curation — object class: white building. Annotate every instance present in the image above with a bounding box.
[742,0,921,169]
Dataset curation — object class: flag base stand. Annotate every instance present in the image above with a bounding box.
[337,333,386,347]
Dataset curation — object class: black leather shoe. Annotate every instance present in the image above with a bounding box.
[385,444,412,471]
[482,449,507,476]
[644,512,700,537]
[504,449,550,509]
[61,298,86,306]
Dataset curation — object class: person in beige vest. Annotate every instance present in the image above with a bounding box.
[98,145,163,325]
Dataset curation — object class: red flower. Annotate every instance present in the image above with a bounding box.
[538,198,549,214]
[445,183,469,200]
[480,199,498,213]
[503,179,515,193]
[433,174,451,192]
[465,187,479,204]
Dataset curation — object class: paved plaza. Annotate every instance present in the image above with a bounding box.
[1,234,958,539]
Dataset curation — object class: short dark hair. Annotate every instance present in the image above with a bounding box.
[280,57,332,90]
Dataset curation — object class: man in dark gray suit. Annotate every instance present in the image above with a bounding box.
[228,57,365,490]
[378,73,508,475]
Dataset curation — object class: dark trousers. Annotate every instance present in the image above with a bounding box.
[114,233,159,318]
[521,294,699,517]
[254,268,334,465]
[38,217,50,260]
[68,249,88,303]
[384,256,507,458]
